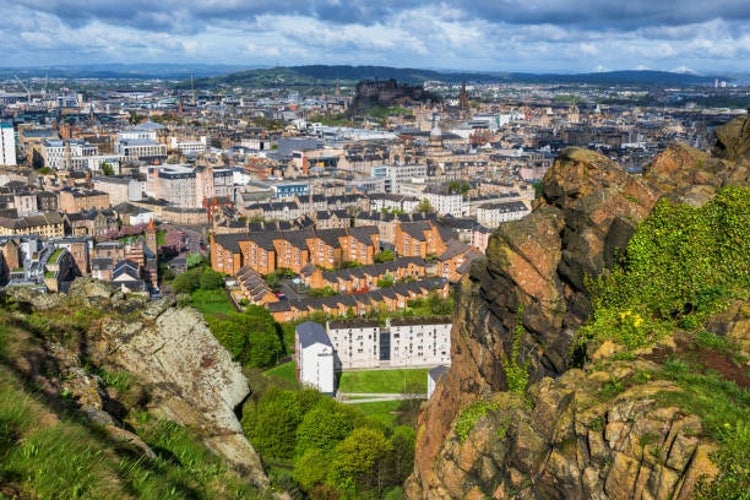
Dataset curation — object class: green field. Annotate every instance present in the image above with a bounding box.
[353,400,403,426]
[337,368,428,393]
[264,361,298,385]
[189,288,235,316]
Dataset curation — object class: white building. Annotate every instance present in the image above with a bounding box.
[154,165,198,208]
[388,317,452,367]
[422,192,465,217]
[169,136,207,155]
[0,122,16,166]
[476,201,530,228]
[295,321,335,395]
[371,164,428,194]
[326,319,381,370]
[39,139,98,170]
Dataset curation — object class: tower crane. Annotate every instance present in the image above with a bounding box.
[13,75,31,103]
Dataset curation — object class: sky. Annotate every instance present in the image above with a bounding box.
[2,0,750,74]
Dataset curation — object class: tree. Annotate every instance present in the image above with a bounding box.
[171,267,202,294]
[199,269,224,290]
[101,162,115,176]
[329,427,393,497]
[417,199,434,213]
[293,449,331,491]
[242,388,302,460]
[374,249,395,263]
[386,426,416,483]
[295,400,358,457]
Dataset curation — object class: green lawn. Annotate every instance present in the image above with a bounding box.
[190,288,235,316]
[337,368,428,394]
[264,361,298,385]
[353,400,404,426]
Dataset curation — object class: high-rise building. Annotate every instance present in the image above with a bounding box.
[0,122,17,166]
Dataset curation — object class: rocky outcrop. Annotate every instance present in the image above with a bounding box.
[4,280,269,490]
[406,358,719,500]
[409,130,748,498]
[412,148,660,494]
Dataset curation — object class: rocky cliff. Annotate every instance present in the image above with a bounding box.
[3,280,269,490]
[407,116,750,499]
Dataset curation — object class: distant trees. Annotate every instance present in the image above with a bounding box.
[101,162,115,176]
[417,199,434,213]
[374,249,395,263]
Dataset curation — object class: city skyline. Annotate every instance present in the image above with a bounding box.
[2,1,750,74]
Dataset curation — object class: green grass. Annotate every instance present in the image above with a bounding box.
[656,357,750,498]
[337,368,428,394]
[350,400,404,427]
[265,361,298,385]
[0,367,260,499]
[190,288,236,316]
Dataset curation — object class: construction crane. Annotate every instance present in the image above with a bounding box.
[13,74,31,103]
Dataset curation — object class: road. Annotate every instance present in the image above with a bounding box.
[336,392,427,404]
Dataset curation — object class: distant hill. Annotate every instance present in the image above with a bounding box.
[190,65,726,89]
[0,63,729,87]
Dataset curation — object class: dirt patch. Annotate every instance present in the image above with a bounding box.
[646,333,750,389]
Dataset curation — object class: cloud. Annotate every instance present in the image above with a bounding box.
[0,1,749,73]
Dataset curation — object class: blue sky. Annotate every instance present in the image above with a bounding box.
[2,1,750,73]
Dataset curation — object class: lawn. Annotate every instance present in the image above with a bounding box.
[190,288,235,316]
[352,400,404,427]
[264,361,298,385]
[337,368,428,394]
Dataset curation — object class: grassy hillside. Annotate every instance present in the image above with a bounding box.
[0,319,263,499]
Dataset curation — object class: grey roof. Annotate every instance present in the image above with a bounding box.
[429,365,449,380]
[296,321,331,348]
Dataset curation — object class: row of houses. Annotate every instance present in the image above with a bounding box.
[211,225,382,276]
[295,316,452,394]
[268,277,449,323]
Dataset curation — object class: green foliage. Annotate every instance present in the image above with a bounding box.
[580,186,750,350]
[295,399,359,457]
[697,421,750,500]
[264,268,296,289]
[101,161,115,176]
[377,274,395,288]
[308,286,337,297]
[374,249,396,263]
[417,199,434,213]
[293,448,331,491]
[264,361,297,385]
[242,388,302,460]
[505,318,530,394]
[329,427,393,497]
[447,180,471,195]
[185,253,204,269]
[199,268,224,290]
[0,368,257,499]
[656,357,750,498]
[455,399,500,442]
[206,306,283,369]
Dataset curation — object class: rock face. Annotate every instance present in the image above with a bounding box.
[412,148,660,494]
[5,280,269,490]
[408,124,749,499]
[406,361,718,500]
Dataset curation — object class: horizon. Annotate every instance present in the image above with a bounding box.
[2,1,750,74]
